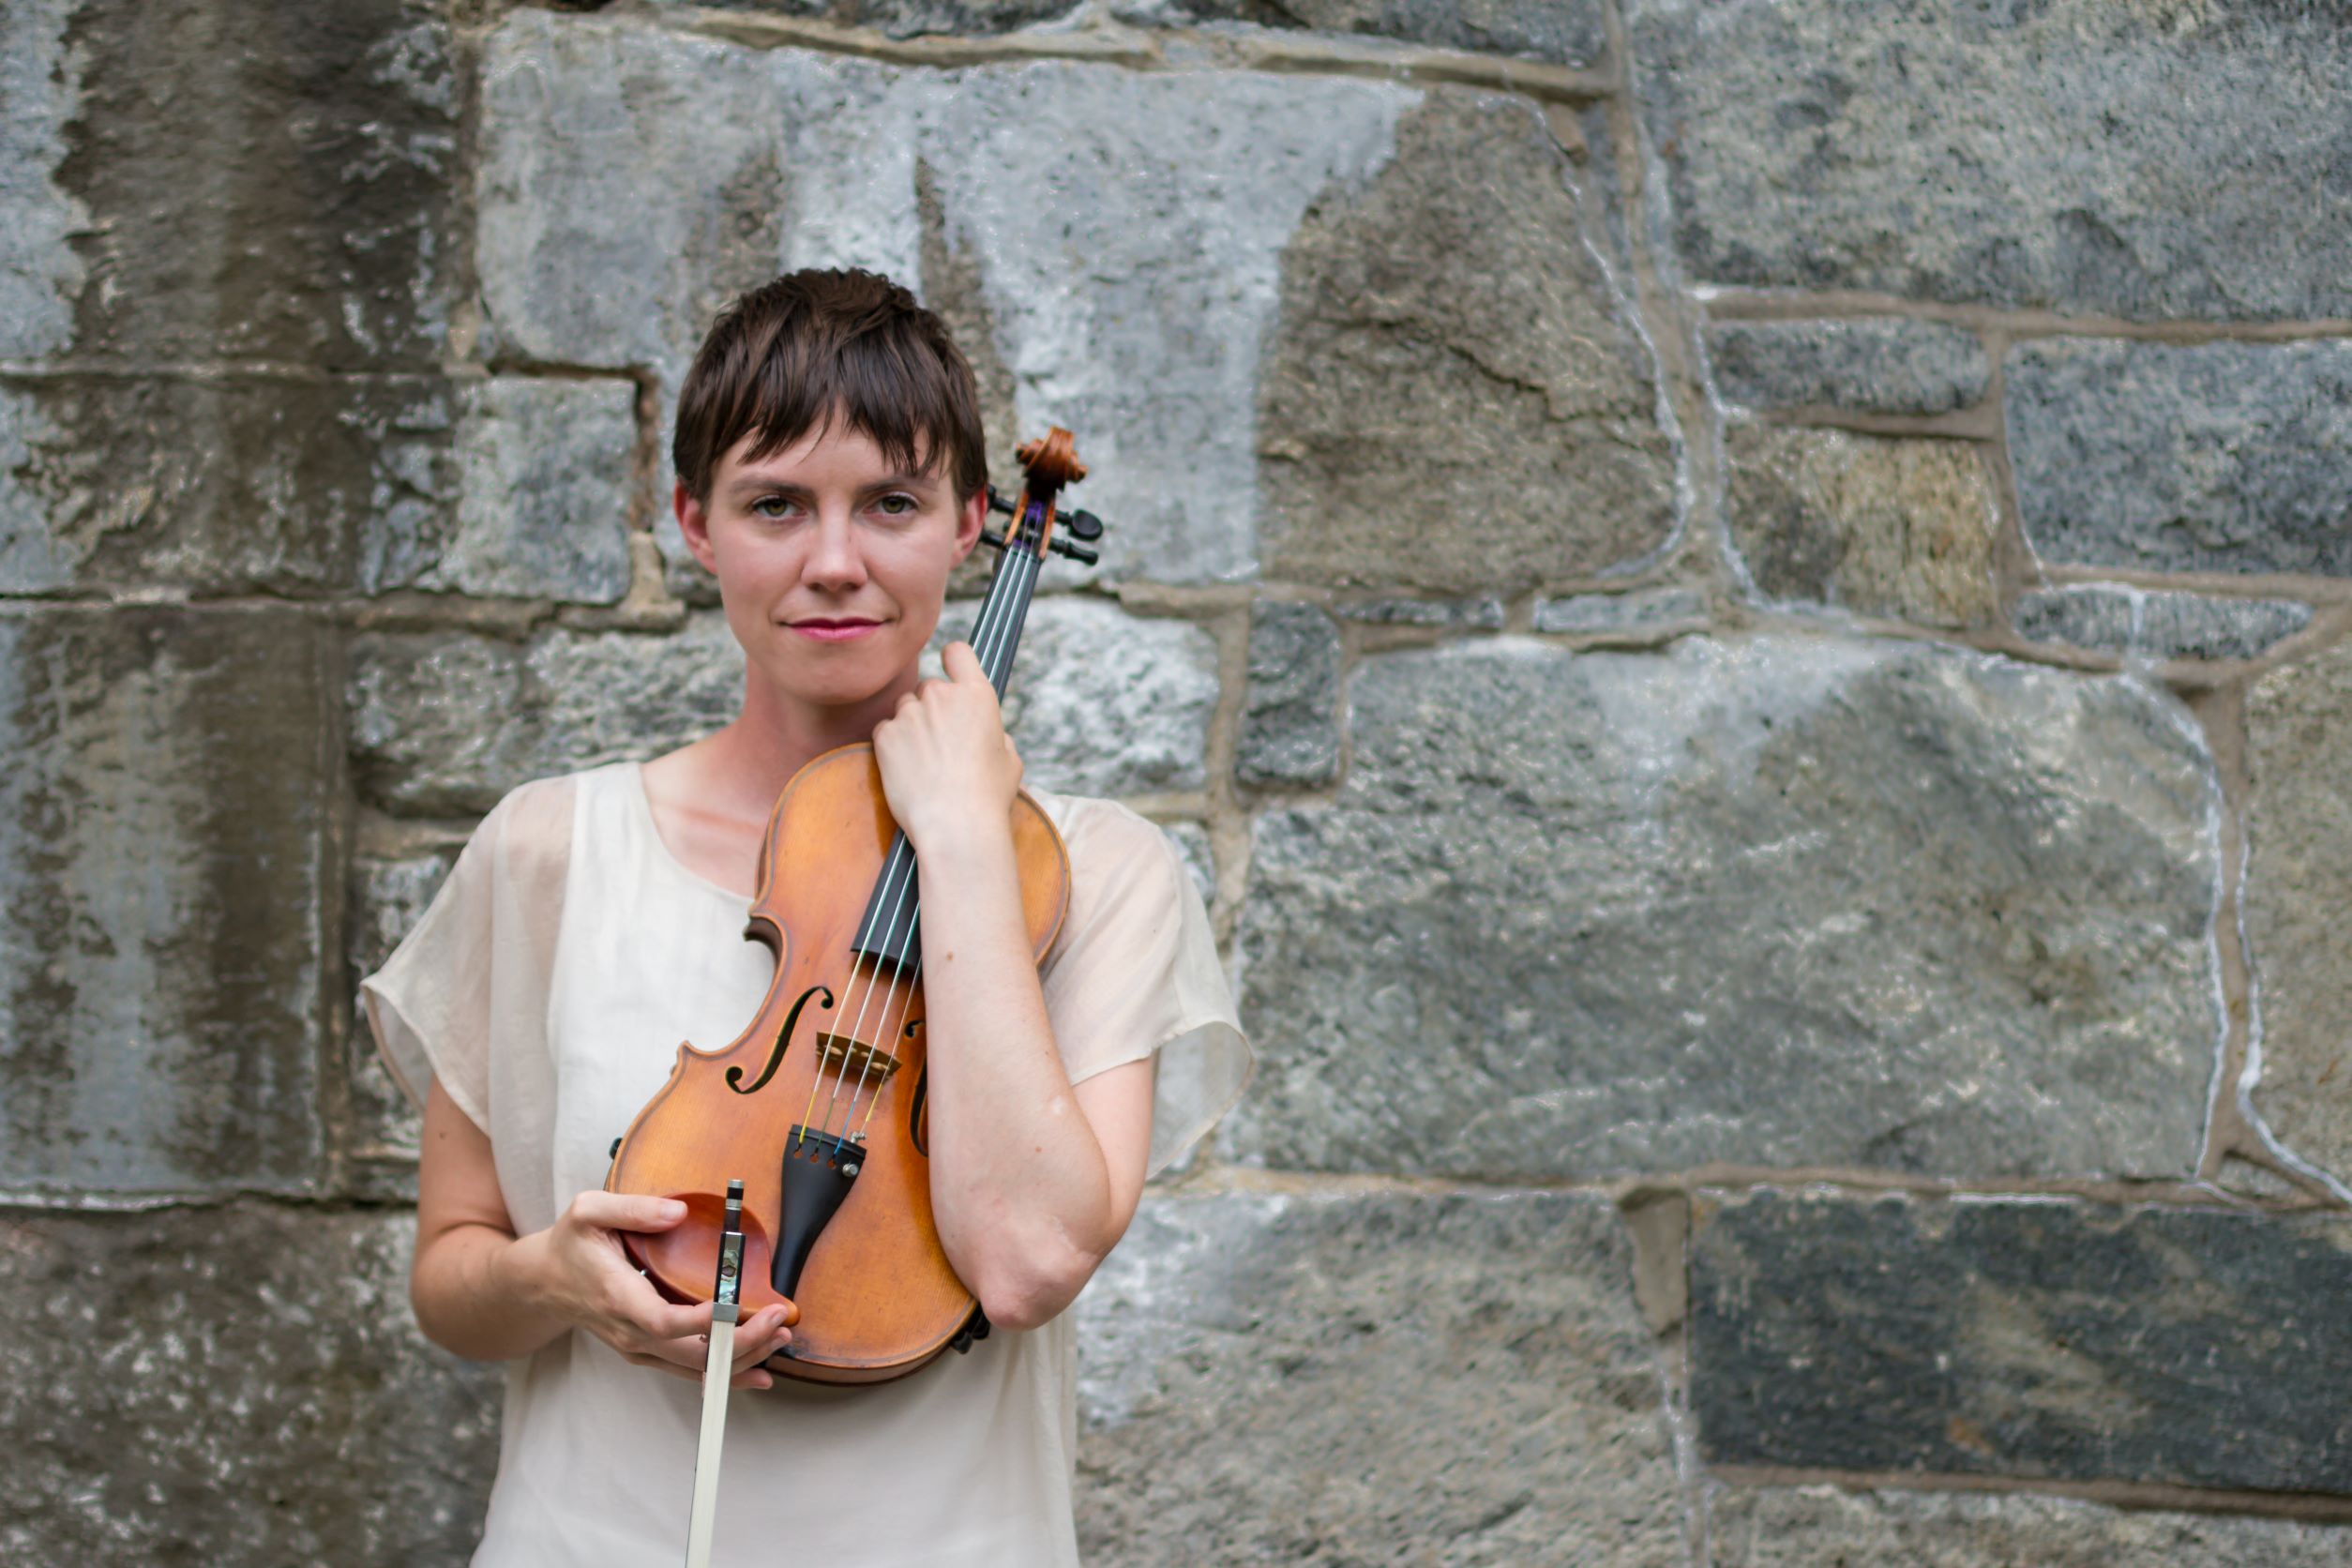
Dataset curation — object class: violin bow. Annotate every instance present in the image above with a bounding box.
[684,1179,747,1568]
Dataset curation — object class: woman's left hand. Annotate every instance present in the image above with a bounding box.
[872,641,1024,852]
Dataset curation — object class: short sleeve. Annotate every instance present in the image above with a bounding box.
[1039,801,1253,1177]
[359,776,576,1138]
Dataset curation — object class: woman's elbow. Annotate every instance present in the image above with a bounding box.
[970,1241,1106,1332]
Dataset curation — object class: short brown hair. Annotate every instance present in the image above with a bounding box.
[671,268,988,504]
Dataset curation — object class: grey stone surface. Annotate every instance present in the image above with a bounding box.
[0,1203,498,1565]
[2008,339,2352,579]
[668,0,1078,38]
[1161,820,1215,903]
[1075,1190,1683,1566]
[1725,424,2001,629]
[1704,318,1988,417]
[2245,642,2352,1186]
[2015,586,2313,664]
[1258,95,1677,594]
[0,374,632,600]
[0,0,82,359]
[1631,0,2352,321]
[349,614,746,815]
[56,0,453,367]
[933,596,1221,796]
[475,9,1414,585]
[1690,1194,2352,1493]
[1711,1485,2352,1567]
[0,608,335,1196]
[1230,634,2222,1180]
[1123,0,1607,67]
[1238,601,1341,788]
[1331,596,1505,628]
[1533,584,1706,636]
[347,848,461,1163]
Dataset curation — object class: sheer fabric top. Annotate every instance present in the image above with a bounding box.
[360,760,1251,1566]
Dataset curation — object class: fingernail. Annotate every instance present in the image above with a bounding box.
[659,1199,686,1219]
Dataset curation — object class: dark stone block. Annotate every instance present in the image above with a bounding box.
[1125,0,1606,67]
[664,0,1079,38]
[1691,1194,2352,1494]
[0,607,336,1196]
[56,0,455,368]
[2007,340,2352,579]
[0,1202,498,1564]
[1237,601,1341,787]
[1704,319,1988,417]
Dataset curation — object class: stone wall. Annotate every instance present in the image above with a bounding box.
[5,0,2351,1561]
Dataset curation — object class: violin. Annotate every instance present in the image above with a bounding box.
[603,429,1104,1385]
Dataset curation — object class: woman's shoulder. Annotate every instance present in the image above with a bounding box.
[1026,789,1184,873]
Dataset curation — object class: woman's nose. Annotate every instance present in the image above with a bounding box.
[800,508,868,589]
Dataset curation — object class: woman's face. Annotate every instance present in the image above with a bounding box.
[676,420,984,716]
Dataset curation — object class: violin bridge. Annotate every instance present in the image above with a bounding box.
[813,1032,901,1083]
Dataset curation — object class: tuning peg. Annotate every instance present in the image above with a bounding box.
[1061,507,1104,542]
[986,487,1017,516]
[980,529,1007,550]
[1049,537,1098,566]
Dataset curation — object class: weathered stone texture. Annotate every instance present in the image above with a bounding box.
[671,0,1079,38]
[2015,586,2313,664]
[1331,596,1504,629]
[475,9,1412,585]
[1123,0,1607,67]
[0,608,335,1196]
[2008,340,2352,579]
[0,1203,499,1565]
[1533,584,1705,636]
[1076,1191,1682,1566]
[1711,1485,2352,1568]
[1258,95,1676,594]
[2245,642,2352,1184]
[1231,634,2221,1180]
[1237,601,1341,788]
[56,0,454,367]
[1691,1194,2352,1494]
[1632,0,2352,320]
[1704,318,1988,417]
[349,615,746,816]
[0,375,631,600]
[1724,425,2001,628]
[934,597,1220,796]
[0,0,83,359]
[347,848,460,1163]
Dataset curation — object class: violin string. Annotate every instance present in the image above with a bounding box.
[815,532,1035,1145]
[845,540,1036,1142]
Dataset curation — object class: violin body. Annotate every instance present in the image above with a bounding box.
[606,744,1069,1384]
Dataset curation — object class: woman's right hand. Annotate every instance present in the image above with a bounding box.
[505,1191,796,1391]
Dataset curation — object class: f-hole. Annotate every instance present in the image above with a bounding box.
[728,985,834,1095]
[905,1018,928,1155]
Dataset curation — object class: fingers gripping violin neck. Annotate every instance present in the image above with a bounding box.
[603,430,1096,1387]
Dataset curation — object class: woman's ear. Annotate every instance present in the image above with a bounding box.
[675,479,719,572]
[951,487,987,564]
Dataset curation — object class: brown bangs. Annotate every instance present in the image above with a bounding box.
[671,268,988,504]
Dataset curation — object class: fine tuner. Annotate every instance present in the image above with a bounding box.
[983,485,1103,565]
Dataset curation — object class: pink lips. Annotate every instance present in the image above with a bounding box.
[789,618,882,642]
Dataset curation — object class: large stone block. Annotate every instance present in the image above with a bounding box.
[1711,1485,2352,1567]
[1257,95,1676,594]
[1237,601,1341,788]
[654,0,1078,36]
[0,0,83,358]
[1123,0,1607,67]
[1724,424,2001,629]
[475,9,1418,584]
[1703,318,1988,418]
[348,615,745,815]
[2015,586,2313,665]
[0,374,631,599]
[933,596,1221,796]
[1075,1190,1683,1566]
[1630,0,2352,320]
[2245,641,2352,1184]
[0,607,335,1196]
[1231,634,2221,1180]
[346,847,461,1163]
[2008,339,2352,579]
[0,1203,498,1564]
[55,0,454,367]
[1690,1194,2352,1494]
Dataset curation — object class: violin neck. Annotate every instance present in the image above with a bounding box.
[850,528,1046,979]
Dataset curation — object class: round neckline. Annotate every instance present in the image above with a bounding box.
[625,760,758,904]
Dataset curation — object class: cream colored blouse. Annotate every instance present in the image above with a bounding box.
[361,760,1250,1566]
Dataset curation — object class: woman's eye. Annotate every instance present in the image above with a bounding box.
[750,495,798,520]
[875,493,918,518]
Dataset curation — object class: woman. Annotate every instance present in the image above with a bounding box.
[362,268,1251,1564]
